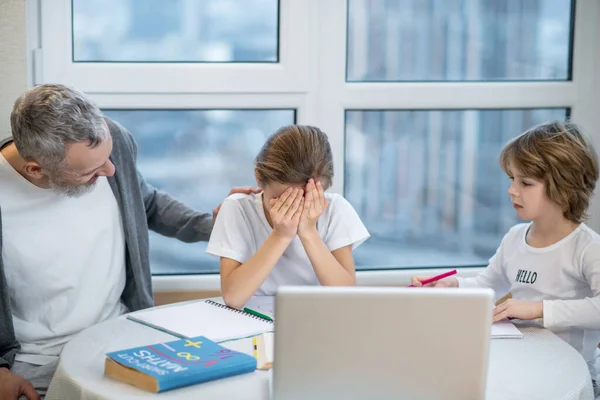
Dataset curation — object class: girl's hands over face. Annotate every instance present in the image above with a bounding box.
[269,187,304,239]
[298,179,328,237]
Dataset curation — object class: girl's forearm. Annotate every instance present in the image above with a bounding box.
[299,231,356,286]
[222,232,292,308]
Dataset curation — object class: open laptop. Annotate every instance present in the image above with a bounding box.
[272,286,494,400]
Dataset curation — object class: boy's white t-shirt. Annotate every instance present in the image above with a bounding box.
[206,192,370,294]
[0,152,127,365]
[458,223,600,377]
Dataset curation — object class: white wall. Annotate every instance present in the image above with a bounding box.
[0,0,27,139]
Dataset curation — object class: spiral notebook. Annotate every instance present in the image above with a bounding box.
[127,299,273,343]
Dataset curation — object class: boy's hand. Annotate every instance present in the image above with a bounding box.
[410,276,459,288]
[298,179,328,238]
[493,299,543,323]
[270,188,304,240]
[0,368,39,400]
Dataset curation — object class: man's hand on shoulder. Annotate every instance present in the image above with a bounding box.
[212,187,262,222]
[0,367,39,400]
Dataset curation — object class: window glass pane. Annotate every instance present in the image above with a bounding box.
[73,0,279,62]
[347,0,573,81]
[345,108,568,269]
[103,109,295,274]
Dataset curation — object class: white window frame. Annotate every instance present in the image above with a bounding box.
[36,0,312,93]
[316,0,600,210]
[28,0,600,288]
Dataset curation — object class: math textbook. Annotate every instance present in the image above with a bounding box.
[105,336,257,392]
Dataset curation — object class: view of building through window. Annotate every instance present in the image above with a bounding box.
[74,0,574,273]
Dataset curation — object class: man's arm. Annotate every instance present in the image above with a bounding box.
[138,175,261,242]
[108,118,259,243]
[0,344,18,371]
[0,209,20,369]
[0,211,38,400]
[138,173,214,243]
[0,287,18,370]
[0,328,19,371]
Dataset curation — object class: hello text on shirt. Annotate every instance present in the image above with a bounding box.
[515,269,538,284]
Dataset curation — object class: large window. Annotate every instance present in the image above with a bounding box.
[346,108,568,269]
[103,109,295,274]
[34,0,600,274]
[72,0,279,62]
[346,0,573,82]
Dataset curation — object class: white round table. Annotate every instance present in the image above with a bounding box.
[45,315,594,400]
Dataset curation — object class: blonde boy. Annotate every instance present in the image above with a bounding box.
[413,121,600,393]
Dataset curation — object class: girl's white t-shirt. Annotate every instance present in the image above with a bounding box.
[206,192,370,295]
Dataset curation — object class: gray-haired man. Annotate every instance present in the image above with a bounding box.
[0,84,259,399]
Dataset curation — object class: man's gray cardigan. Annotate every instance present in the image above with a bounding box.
[0,118,213,369]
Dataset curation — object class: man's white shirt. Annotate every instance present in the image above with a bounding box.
[0,153,127,365]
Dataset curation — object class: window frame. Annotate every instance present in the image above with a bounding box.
[315,0,600,215]
[29,0,600,281]
[37,0,312,93]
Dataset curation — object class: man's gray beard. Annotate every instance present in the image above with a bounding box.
[48,178,97,198]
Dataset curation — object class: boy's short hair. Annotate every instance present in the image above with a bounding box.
[500,121,599,223]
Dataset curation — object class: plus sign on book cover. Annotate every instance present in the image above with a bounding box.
[104,336,257,392]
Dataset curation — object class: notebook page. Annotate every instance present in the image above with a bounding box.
[127,300,272,342]
[244,296,275,319]
[491,319,523,339]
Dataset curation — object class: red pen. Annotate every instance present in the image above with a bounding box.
[409,269,457,287]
